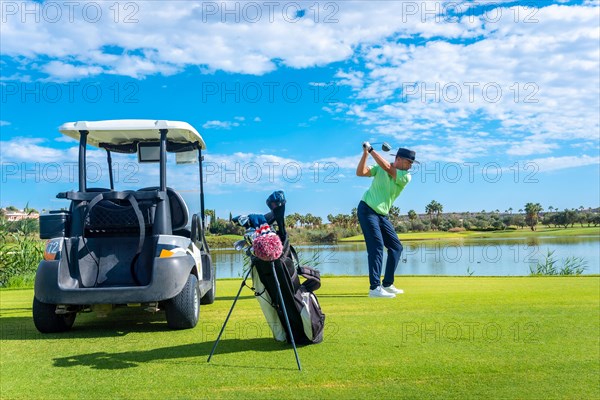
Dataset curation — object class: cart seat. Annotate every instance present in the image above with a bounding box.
[138,187,189,231]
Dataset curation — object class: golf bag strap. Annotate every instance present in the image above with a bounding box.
[290,245,300,267]
[298,266,321,292]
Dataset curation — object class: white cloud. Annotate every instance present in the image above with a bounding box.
[253,117,262,122]
[41,61,104,81]
[0,136,327,192]
[202,120,240,130]
[527,155,600,172]
[506,140,559,156]
[1,1,528,81]
[334,4,600,162]
[1,137,67,163]
[0,121,11,126]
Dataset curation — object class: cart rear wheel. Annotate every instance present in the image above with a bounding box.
[32,297,76,333]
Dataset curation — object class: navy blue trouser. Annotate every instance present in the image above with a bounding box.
[357,201,403,290]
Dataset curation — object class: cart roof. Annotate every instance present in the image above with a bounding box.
[59,120,206,150]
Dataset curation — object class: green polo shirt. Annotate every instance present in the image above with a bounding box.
[361,165,411,215]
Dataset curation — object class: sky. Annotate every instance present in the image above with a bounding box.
[1,0,599,219]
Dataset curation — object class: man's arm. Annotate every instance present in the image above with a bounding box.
[356,147,371,177]
[370,150,397,180]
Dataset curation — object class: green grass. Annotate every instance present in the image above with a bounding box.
[341,226,600,243]
[1,277,598,399]
[205,234,243,248]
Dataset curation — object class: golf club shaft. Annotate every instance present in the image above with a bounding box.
[271,261,302,371]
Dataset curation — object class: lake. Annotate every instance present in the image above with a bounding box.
[212,236,600,278]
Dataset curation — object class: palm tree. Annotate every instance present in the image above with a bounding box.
[426,200,443,229]
[524,203,543,231]
[508,207,513,214]
[426,202,436,227]
[389,206,401,224]
[408,210,417,221]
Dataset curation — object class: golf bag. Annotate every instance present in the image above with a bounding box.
[251,239,325,345]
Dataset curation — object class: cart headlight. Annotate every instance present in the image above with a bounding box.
[43,238,63,261]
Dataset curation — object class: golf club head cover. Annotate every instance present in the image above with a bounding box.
[248,213,267,228]
[253,225,283,261]
[266,190,286,210]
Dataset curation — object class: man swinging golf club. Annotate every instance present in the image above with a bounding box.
[356,142,418,298]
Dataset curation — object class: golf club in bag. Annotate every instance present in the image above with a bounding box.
[207,191,325,371]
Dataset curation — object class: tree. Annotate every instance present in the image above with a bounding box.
[350,208,358,226]
[512,215,526,229]
[408,210,417,221]
[426,200,443,230]
[524,203,543,231]
[576,212,588,227]
[389,206,401,225]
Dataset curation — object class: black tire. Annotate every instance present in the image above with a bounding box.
[200,262,216,305]
[32,297,76,333]
[165,274,200,329]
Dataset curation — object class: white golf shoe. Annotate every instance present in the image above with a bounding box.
[369,286,396,298]
[382,285,404,295]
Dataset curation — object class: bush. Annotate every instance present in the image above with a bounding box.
[289,228,338,243]
[448,227,466,233]
[410,220,425,232]
[529,249,587,276]
[209,220,244,235]
[438,219,454,231]
[395,223,409,233]
[0,233,44,287]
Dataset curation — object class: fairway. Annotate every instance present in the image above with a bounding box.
[1,277,599,399]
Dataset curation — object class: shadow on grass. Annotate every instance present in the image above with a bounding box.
[0,309,172,341]
[52,338,292,370]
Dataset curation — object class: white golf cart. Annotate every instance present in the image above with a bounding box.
[33,120,215,332]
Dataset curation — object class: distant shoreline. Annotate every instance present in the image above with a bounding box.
[340,226,600,243]
[206,226,600,248]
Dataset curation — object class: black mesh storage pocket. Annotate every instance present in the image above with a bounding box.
[86,200,154,233]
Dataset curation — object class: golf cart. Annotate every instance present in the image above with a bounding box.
[33,120,215,333]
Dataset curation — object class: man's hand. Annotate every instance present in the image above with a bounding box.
[362,141,373,153]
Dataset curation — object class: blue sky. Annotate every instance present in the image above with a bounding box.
[1,0,599,219]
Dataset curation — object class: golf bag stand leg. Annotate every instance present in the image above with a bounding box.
[207,266,253,363]
[271,261,302,371]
